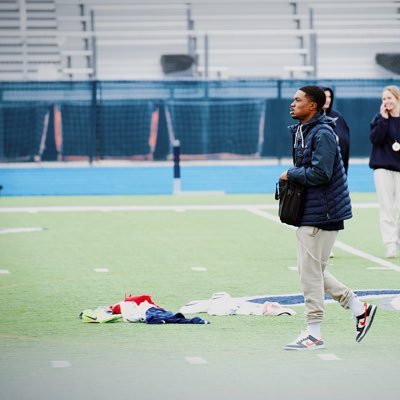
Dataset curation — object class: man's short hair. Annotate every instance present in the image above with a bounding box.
[299,85,326,111]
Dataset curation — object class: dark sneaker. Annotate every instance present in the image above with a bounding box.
[284,332,325,351]
[356,303,377,343]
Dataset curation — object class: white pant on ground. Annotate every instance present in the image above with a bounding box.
[296,226,355,324]
[373,168,400,247]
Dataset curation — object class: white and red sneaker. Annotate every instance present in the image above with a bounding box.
[284,332,325,351]
[356,303,377,343]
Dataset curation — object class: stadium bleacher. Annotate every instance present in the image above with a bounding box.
[0,0,60,80]
[298,0,400,78]
[0,0,400,163]
[1,0,399,80]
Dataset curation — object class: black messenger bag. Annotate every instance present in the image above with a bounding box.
[275,179,305,226]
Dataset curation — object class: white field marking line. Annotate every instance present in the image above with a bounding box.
[0,202,377,214]
[246,207,400,273]
[177,190,226,196]
[185,356,208,365]
[0,204,277,213]
[0,227,46,234]
[1,201,394,269]
[191,266,208,272]
[50,360,71,368]
[334,240,400,272]
[318,353,340,361]
[247,207,284,225]
[94,268,109,273]
[0,269,10,274]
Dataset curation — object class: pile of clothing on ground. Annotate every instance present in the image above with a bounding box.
[79,294,209,324]
[80,292,297,325]
[180,292,297,316]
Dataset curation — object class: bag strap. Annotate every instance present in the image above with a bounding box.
[275,182,280,200]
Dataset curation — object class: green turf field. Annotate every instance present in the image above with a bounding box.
[1,193,399,400]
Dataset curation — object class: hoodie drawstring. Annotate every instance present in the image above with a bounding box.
[294,124,304,149]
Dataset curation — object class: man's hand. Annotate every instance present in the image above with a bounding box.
[280,170,288,181]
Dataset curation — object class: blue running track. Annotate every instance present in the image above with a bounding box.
[0,163,374,196]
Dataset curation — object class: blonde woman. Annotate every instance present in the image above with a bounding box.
[369,85,400,258]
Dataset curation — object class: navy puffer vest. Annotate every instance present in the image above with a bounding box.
[289,115,352,226]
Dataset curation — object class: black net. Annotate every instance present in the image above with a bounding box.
[0,102,49,161]
[166,99,265,156]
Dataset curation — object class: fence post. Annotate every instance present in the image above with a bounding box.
[173,140,181,194]
[89,80,98,164]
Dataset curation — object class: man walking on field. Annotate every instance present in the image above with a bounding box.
[279,86,377,350]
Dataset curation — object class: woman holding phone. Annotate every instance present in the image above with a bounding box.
[369,85,400,258]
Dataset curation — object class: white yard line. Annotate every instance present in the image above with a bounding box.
[50,360,71,368]
[1,201,397,272]
[0,202,376,214]
[334,241,400,272]
[247,207,282,224]
[191,266,208,272]
[246,207,400,273]
[0,204,278,213]
[318,353,341,361]
[94,268,109,273]
[0,227,46,234]
[185,356,208,365]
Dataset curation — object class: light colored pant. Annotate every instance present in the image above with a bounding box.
[373,168,400,247]
[296,226,355,324]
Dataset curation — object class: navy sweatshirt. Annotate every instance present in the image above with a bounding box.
[320,86,350,173]
[369,114,400,172]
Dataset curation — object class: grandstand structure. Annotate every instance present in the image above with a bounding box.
[0,0,399,81]
[0,0,400,163]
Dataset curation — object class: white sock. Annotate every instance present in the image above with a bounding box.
[349,297,365,317]
[307,322,321,338]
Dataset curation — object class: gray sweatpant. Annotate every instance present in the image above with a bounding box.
[296,226,355,324]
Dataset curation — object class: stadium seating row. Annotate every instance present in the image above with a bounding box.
[0,0,399,80]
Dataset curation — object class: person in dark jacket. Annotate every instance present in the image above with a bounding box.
[320,87,350,257]
[279,86,377,351]
[369,85,400,258]
[321,86,350,174]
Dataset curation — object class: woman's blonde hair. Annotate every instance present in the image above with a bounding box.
[383,85,400,101]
